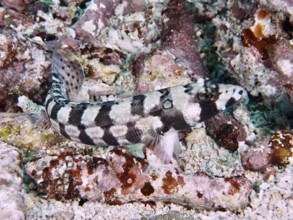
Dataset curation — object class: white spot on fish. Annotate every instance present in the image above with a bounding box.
[143,91,161,114]
[110,125,128,137]
[57,106,72,124]
[47,100,56,116]
[110,100,140,124]
[81,105,101,127]
[65,125,80,141]
[182,103,201,126]
[85,126,105,144]
[216,85,244,110]
[170,86,191,111]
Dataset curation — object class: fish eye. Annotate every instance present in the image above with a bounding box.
[197,90,219,104]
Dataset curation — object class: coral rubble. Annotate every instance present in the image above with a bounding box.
[25,147,252,211]
[0,0,292,218]
[0,141,25,219]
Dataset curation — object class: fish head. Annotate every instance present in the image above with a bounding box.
[192,78,247,122]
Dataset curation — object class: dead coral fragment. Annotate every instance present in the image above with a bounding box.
[241,146,271,171]
[81,45,126,66]
[269,130,293,166]
[231,0,257,20]
[241,9,278,67]
[269,39,293,101]
[241,131,293,170]
[108,147,148,195]
[29,151,110,201]
[73,0,120,42]
[0,142,25,219]
[205,113,246,152]
[0,31,50,112]
[242,28,277,66]
[161,0,205,78]
[1,0,32,11]
[25,147,252,211]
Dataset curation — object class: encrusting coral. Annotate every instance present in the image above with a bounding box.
[0,0,293,218]
[25,147,252,211]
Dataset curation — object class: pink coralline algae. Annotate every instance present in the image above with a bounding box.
[0,0,32,11]
[73,0,121,42]
[0,30,50,112]
[0,7,35,28]
[161,0,205,78]
[269,39,293,101]
[241,142,272,171]
[241,130,293,171]
[134,0,206,93]
[25,147,252,211]
[231,0,257,20]
[0,141,25,219]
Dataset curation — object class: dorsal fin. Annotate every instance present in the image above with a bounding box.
[51,49,84,99]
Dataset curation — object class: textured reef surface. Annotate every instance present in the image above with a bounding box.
[0,0,292,219]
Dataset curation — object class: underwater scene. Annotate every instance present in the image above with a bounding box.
[0,0,292,219]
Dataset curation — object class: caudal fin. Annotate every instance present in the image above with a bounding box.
[51,49,84,99]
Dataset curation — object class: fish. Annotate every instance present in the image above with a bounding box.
[45,49,246,163]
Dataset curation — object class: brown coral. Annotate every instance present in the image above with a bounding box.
[269,130,293,166]
[205,113,246,151]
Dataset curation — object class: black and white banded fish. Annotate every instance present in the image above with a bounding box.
[45,49,246,163]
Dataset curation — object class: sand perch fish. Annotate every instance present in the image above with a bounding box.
[45,49,246,163]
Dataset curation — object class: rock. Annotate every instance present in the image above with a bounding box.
[0,30,51,112]
[269,130,293,166]
[0,141,24,219]
[1,0,32,11]
[161,0,205,78]
[73,0,121,42]
[205,113,247,152]
[241,145,271,171]
[25,147,252,211]
[269,39,293,101]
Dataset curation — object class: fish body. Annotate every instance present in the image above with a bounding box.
[45,50,246,162]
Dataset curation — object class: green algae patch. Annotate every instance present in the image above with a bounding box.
[0,125,22,144]
[0,124,38,149]
[0,113,66,151]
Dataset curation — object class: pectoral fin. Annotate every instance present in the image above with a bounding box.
[145,128,181,169]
